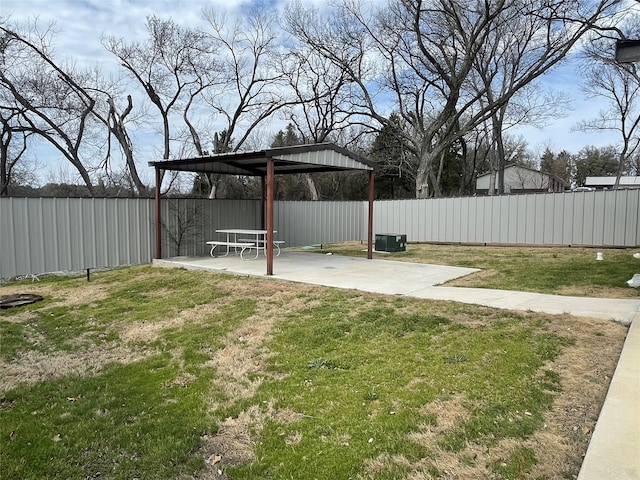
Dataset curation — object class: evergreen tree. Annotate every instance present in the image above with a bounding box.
[540,147,572,185]
[369,114,415,199]
[271,124,302,148]
[574,146,619,187]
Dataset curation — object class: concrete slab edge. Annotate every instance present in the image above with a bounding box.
[577,313,640,480]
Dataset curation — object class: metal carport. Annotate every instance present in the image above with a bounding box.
[148,142,376,275]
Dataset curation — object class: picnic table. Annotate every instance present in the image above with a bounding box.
[208,229,283,259]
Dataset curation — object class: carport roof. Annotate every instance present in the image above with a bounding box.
[148,142,375,176]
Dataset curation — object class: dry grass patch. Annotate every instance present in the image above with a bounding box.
[121,299,233,343]
[1,276,111,308]
[204,288,301,406]
[0,343,156,392]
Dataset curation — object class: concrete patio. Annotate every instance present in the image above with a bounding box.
[153,250,639,324]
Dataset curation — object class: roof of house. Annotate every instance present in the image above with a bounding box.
[585,176,640,187]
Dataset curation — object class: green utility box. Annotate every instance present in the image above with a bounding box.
[375,233,407,252]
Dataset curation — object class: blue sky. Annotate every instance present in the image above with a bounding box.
[1,0,633,185]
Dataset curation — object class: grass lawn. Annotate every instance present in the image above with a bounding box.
[0,255,630,479]
[311,243,640,298]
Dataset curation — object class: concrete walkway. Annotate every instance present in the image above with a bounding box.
[154,251,640,478]
[578,319,640,480]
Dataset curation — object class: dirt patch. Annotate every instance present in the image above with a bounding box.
[194,402,305,480]
[200,406,263,467]
[167,372,198,388]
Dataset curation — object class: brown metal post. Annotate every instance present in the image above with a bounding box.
[266,159,274,275]
[367,170,374,259]
[260,175,266,230]
[154,167,162,259]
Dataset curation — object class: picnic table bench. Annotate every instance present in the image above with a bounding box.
[206,240,255,259]
[238,238,285,256]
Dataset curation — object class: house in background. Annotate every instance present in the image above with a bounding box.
[476,164,568,195]
[584,176,640,190]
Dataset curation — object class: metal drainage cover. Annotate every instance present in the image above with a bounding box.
[0,294,44,309]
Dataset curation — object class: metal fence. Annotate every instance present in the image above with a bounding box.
[160,198,261,257]
[372,190,640,247]
[1,197,154,279]
[1,189,638,278]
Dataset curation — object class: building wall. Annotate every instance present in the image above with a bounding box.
[1,189,638,278]
[476,166,566,194]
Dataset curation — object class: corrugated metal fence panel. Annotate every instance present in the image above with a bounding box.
[613,189,640,247]
[625,190,640,246]
[274,201,365,247]
[371,191,639,247]
[0,197,155,278]
[561,193,574,245]
[611,190,630,246]
[160,199,261,257]
[2,191,638,278]
[544,194,560,244]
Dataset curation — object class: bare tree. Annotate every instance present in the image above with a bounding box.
[0,20,98,193]
[470,1,573,195]
[280,45,355,143]
[105,16,213,163]
[0,101,30,197]
[276,44,359,199]
[577,14,640,189]
[201,8,293,151]
[193,7,295,198]
[1,19,150,196]
[83,70,149,196]
[284,0,623,198]
[163,199,206,256]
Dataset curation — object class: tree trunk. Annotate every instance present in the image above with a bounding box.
[108,97,146,196]
[207,174,221,199]
[0,121,10,196]
[492,114,506,195]
[304,173,319,200]
[415,164,430,199]
[614,151,625,190]
[0,139,8,196]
